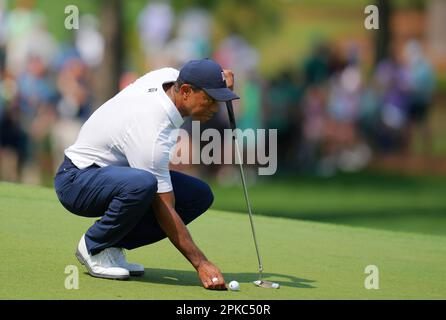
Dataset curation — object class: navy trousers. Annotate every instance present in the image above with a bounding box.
[54,156,213,255]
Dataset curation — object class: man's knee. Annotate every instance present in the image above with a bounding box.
[123,170,158,198]
[170,170,214,213]
[198,181,214,213]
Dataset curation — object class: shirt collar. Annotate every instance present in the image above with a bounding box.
[157,83,184,128]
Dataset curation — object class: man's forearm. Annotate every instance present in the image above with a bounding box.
[153,192,207,269]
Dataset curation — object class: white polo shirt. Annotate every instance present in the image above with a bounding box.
[65,67,184,193]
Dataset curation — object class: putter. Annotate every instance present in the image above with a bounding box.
[225,100,280,289]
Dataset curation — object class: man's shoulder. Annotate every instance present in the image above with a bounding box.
[137,67,180,85]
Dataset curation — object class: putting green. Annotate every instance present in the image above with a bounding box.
[1,182,445,299]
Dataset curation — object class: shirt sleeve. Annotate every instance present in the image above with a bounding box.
[123,122,175,193]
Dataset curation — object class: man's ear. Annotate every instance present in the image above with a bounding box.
[180,84,192,98]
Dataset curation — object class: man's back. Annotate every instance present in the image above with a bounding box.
[65,67,182,193]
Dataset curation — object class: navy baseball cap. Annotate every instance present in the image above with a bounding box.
[179,59,240,102]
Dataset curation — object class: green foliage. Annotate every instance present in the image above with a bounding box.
[212,0,280,43]
[393,0,427,10]
[8,0,98,42]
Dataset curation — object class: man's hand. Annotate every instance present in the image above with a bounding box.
[223,69,234,91]
[197,260,227,290]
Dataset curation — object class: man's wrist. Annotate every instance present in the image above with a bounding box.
[193,257,208,270]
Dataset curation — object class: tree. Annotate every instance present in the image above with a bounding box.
[96,0,124,104]
[375,0,392,64]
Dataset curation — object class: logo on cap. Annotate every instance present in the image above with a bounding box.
[221,72,226,82]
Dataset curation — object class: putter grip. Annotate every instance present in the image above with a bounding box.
[225,101,237,132]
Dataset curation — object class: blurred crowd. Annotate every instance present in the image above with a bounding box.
[0,0,95,185]
[258,39,436,176]
[0,1,437,185]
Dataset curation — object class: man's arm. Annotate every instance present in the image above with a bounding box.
[152,191,227,290]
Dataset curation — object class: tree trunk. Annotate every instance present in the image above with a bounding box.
[96,0,124,105]
[427,0,446,69]
[375,0,392,64]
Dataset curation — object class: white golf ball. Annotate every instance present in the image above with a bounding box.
[228,280,240,291]
[271,283,280,289]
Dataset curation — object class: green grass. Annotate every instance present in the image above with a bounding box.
[1,182,446,299]
[210,171,446,236]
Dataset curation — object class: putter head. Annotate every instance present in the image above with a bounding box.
[253,280,280,289]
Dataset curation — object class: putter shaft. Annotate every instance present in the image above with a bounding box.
[225,101,263,280]
[233,137,263,279]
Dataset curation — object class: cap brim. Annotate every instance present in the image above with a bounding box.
[203,87,240,102]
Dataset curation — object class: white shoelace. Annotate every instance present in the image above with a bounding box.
[92,249,110,267]
[108,247,127,266]
[92,248,119,267]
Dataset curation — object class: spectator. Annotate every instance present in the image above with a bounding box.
[403,40,436,155]
[373,51,411,153]
[51,57,93,172]
[302,41,331,87]
[17,55,58,185]
[3,0,42,77]
[0,60,26,182]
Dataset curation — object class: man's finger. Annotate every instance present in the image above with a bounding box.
[211,280,227,290]
[217,283,227,290]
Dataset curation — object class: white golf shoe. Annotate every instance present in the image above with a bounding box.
[75,235,130,280]
[107,247,145,276]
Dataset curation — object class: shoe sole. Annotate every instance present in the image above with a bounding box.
[75,249,130,280]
